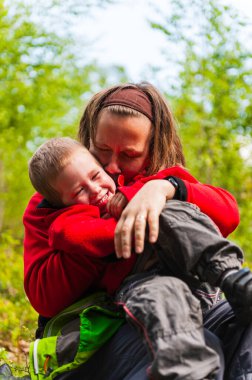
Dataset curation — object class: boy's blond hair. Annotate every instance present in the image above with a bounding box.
[29,137,88,207]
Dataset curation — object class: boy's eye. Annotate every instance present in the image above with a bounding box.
[76,187,85,196]
[92,171,100,180]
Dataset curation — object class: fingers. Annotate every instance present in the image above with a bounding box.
[134,213,147,254]
[107,193,127,219]
[114,180,168,259]
[115,210,156,258]
[134,210,159,253]
[147,209,159,243]
[115,207,161,258]
[115,215,134,259]
[106,197,116,216]
[115,211,149,258]
[115,212,146,258]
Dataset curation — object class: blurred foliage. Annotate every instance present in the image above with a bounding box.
[0,0,252,370]
[151,0,252,255]
[0,0,126,234]
[0,231,35,374]
[0,0,125,366]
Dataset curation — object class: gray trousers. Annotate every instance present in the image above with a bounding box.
[116,275,220,379]
[115,201,243,379]
[156,201,243,289]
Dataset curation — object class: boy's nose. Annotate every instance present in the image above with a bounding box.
[89,183,100,195]
[89,184,101,202]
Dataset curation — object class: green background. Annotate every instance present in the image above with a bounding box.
[0,0,251,374]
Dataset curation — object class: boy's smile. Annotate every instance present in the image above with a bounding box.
[52,148,116,211]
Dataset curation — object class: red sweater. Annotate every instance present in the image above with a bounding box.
[23,166,239,317]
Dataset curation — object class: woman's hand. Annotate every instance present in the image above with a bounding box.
[106,192,128,219]
[114,180,176,259]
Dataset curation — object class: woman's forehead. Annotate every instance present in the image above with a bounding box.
[94,110,152,145]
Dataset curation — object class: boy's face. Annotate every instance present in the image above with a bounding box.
[53,149,116,212]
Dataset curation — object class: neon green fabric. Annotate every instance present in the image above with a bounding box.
[29,292,125,380]
[43,292,109,337]
[79,306,124,352]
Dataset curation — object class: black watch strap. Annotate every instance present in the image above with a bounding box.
[165,176,187,201]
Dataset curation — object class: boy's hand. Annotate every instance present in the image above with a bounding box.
[107,192,128,219]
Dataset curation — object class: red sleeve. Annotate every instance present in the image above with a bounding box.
[184,181,239,238]
[23,193,110,317]
[49,204,116,257]
[118,167,195,201]
[118,166,240,237]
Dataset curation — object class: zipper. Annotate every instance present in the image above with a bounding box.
[33,339,40,375]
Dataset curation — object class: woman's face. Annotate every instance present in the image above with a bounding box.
[90,110,152,182]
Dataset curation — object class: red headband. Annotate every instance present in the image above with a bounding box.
[102,87,153,122]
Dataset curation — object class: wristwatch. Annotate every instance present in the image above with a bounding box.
[165,176,187,201]
[167,176,179,190]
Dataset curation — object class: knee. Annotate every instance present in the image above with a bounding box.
[129,276,201,316]
[161,201,199,225]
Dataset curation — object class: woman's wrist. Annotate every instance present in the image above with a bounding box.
[156,179,176,200]
[165,176,187,201]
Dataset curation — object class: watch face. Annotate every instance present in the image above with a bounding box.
[168,177,178,189]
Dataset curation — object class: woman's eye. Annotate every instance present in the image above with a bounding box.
[121,153,137,160]
[97,147,111,153]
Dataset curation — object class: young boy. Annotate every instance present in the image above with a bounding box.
[28,137,250,379]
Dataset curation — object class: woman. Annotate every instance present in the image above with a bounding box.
[23,83,249,379]
[78,83,239,257]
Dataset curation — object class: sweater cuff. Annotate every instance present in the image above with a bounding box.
[165,176,187,201]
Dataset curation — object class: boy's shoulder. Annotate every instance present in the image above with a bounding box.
[23,192,61,225]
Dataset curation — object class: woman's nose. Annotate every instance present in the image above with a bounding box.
[105,155,121,175]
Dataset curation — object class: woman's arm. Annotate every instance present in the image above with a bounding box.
[115,180,175,258]
[114,167,240,258]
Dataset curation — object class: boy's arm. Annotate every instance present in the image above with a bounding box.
[118,166,239,237]
[23,193,116,317]
[48,204,117,257]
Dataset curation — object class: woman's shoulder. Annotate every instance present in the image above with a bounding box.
[151,166,199,183]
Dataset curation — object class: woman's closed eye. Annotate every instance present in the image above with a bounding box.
[120,152,141,160]
[96,146,111,153]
